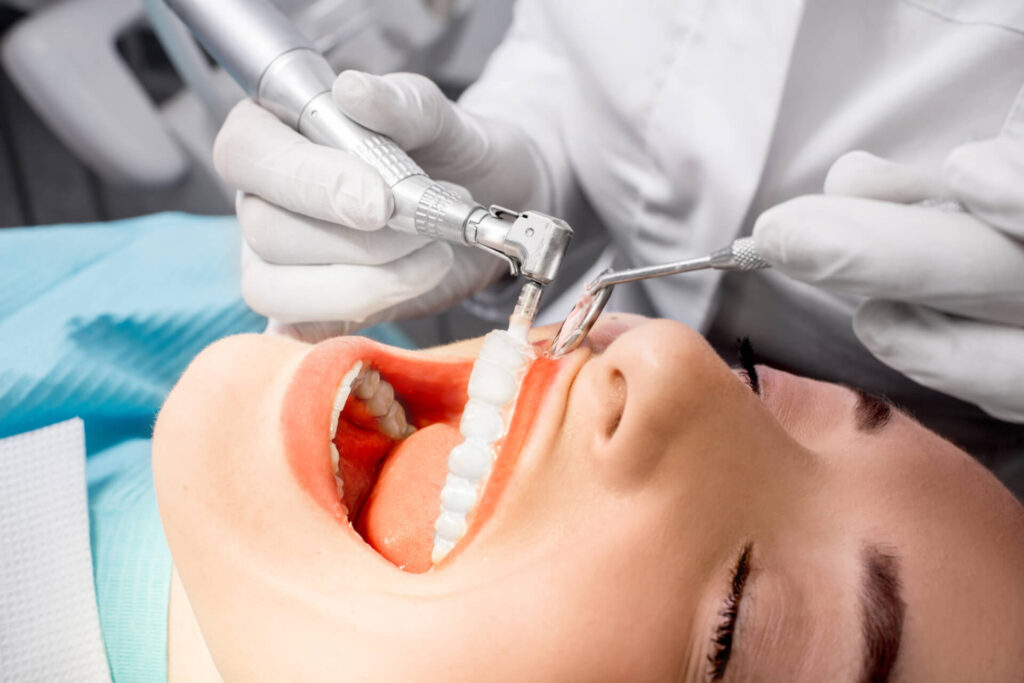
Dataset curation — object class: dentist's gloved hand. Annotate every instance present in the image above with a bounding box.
[753,143,1024,423]
[213,71,548,341]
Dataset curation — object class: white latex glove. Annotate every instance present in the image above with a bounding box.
[213,71,549,341]
[753,143,1024,423]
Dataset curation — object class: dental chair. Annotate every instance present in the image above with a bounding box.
[0,0,512,197]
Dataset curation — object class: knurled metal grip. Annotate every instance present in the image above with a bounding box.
[352,136,425,187]
[415,183,463,239]
[730,237,770,271]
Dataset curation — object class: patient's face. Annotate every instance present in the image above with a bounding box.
[154,316,1024,681]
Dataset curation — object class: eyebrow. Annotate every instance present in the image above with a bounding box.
[859,547,906,683]
[853,390,893,433]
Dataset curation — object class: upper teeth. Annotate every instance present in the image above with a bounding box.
[432,330,532,563]
[329,362,417,496]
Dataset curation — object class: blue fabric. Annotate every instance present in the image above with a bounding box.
[87,438,172,682]
[0,212,413,681]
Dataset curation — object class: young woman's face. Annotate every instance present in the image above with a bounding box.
[154,316,1024,681]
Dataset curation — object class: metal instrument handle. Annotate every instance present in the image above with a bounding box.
[168,0,571,284]
[165,0,466,238]
[589,237,770,292]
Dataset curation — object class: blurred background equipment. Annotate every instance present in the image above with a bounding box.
[0,0,513,226]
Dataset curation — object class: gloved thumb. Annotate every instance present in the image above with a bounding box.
[334,71,484,159]
[823,150,947,203]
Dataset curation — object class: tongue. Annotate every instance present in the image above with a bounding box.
[356,423,463,573]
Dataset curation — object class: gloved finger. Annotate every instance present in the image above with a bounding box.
[944,135,1024,240]
[264,319,362,343]
[264,241,507,340]
[237,193,430,266]
[214,99,393,230]
[333,71,491,177]
[266,307,418,341]
[240,240,454,324]
[335,240,505,324]
[265,297,441,341]
[854,300,1024,423]
[753,195,1024,324]
[823,150,947,203]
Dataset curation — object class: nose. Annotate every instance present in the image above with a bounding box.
[584,319,736,486]
[599,318,726,409]
[583,313,654,353]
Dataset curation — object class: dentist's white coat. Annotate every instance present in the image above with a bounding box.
[461,0,1024,472]
[465,0,1024,323]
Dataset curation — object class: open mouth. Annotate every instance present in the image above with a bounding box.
[282,338,473,572]
[332,358,469,573]
[281,336,559,574]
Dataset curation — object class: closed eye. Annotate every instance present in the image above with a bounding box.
[737,337,760,396]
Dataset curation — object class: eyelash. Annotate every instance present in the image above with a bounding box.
[708,543,753,680]
[737,337,760,395]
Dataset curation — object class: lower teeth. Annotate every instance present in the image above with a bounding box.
[347,366,416,440]
[331,363,417,496]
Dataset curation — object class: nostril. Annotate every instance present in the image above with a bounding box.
[605,369,627,439]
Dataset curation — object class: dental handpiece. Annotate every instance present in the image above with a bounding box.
[165,0,572,325]
[547,237,769,357]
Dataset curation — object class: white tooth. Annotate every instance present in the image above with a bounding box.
[432,538,455,564]
[330,443,345,500]
[355,368,380,399]
[467,360,517,406]
[330,362,363,440]
[330,442,340,473]
[440,475,478,513]
[459,399,504,442]
[478,331,528,372]
[434,511,467,542]
[378,401,408,440]
[432,329,533,565]
[365,380,395,417]
[447,440,492,480]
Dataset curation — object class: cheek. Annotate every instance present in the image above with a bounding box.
[757,369,858,452]
[502,494,701,681]
[154,336,306,562]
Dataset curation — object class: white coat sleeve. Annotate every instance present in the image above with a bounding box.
[457,0,578,220]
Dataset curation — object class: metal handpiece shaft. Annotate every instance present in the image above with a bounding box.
[167,0,388,158]
[166,0,557,274]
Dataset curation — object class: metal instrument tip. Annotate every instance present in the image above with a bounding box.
[546,277,613,358]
